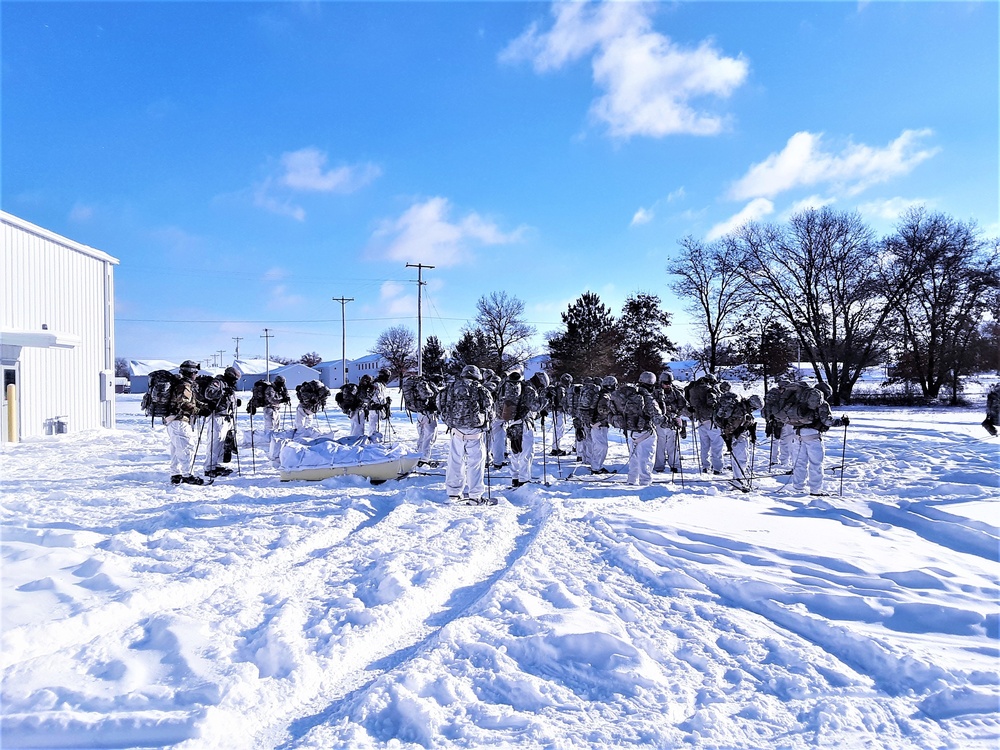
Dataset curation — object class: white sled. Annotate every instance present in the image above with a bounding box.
[274,434,420,483]
[279,455,420,483]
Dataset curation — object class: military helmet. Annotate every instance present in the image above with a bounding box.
[461,364,483,381]
[179,360,200,375]
[638,371,657,386]
[359,373,372,385]
[533,371,550,388]
[601,375,618,389]
[659,370,673,383]
[560,373,573,385]
[223,366,239,384]
[377,368,392,382]
[482,368,495,381]
[274,375,285,385]
[816,382,833,398]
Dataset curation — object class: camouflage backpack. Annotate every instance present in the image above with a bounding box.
[439,377,489,429]
[610,384,649,432]
[247,380,271,416]
[684,377,718,422]
[773,381,825,427]
[575,382,602,424]
[334,382,361,415]
[498,375,523,421]
[298,380,329,411]
[402,375,436,414]
[141,370,180,420]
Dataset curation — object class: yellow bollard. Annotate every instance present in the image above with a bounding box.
[6,383,17,443]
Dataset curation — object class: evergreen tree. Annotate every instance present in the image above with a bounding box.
[450,329,491,375]
[421,335,447,376]
[547,291,618,378]
[615,292,675,382]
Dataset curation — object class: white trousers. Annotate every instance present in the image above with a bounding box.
[204,414,232,472]
[166,419,196,476]
[654,421,682,472]
[776,422,796,467]
[697,420,724,473]
[510,421,535,482]
[552,411,566,452]
[730,432,751,482]
[490,417,506,466]
[416,412,438,460]
[589,424,609,471]
[349,410,365,437]
[446,428,486,500]
[793,430,825,493]
[263,406,280,437]
[628,429,655,486]
[295,405,315,431]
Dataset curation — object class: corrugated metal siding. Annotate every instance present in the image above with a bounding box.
[1,217,117,438]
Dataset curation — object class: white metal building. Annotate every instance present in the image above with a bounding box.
[1,211,119,439]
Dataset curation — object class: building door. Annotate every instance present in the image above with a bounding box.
[2,364,18,442]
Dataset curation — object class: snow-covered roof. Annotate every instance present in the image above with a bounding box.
[128,359,178,376]
[233,358,286,376]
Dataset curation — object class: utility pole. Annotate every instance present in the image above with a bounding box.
[261,328,274,381]
[232,337,242,361]
[406,263,434,377]
[331,297,353,387]
[217,350,225,370]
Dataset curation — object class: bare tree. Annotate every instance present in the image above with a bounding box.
[667,236,749,373]
[299,351,322,367]
[473,291,536,373]
[114,356,130,378]
[885,208,999,402]
[733,207,921,404]
[371,325,416,387]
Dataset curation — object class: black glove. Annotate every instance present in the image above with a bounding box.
[984,416,998,437]
[764,420,774,438]
[236,398,242,407]
[540,409,548,419]
[842,415,850,427]
[384,404,391,419]
[748,422,757,444]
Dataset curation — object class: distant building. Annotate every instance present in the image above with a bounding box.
[1,211,118,440]
[316,354,391,389]
[232,358,286,391]
[128,359,179,394]
[664,360,701,382]
[272,362,320,391]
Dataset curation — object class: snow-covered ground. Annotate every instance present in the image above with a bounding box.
[2,393,998,749]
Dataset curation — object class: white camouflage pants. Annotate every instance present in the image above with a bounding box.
[446,428,486,500]
[295,405,315,431]
[510,420,535,483]
[697,420,724,473]
[416,411,438,461]
[204,414,232,472]
[490,417,506,467]
[627,429,655,486]
[730,432,751,483]
[166,418,196,477]
[793,429,826,493]
[589,424,609,471]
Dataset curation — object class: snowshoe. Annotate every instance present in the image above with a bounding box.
[170,474,183,485]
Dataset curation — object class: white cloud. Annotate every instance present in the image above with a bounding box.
[279,147,381,193]
[369,197,525,267]
[728,129,939,201]
[266,283,304,310]
[631,206,654,226]
[857,196,928,221]
[379,281,416,317]
[69,202,94,222]
[253,146,381,220]
[706,198,774,241]
[782,194,837,218]
[501,2,748,139]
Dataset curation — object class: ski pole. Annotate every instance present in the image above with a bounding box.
[839,421,848,497]
[483,430,492,503]
[674,424,685,488]
[249,411,257,474]
[189,416,206,476]
[540,413,548,485]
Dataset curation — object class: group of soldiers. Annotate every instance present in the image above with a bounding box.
[399,365,849,504]
[153,359,997,495]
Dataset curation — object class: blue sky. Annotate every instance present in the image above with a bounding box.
[3,1,997,365]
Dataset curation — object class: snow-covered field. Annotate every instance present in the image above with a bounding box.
[2,393,998,749]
